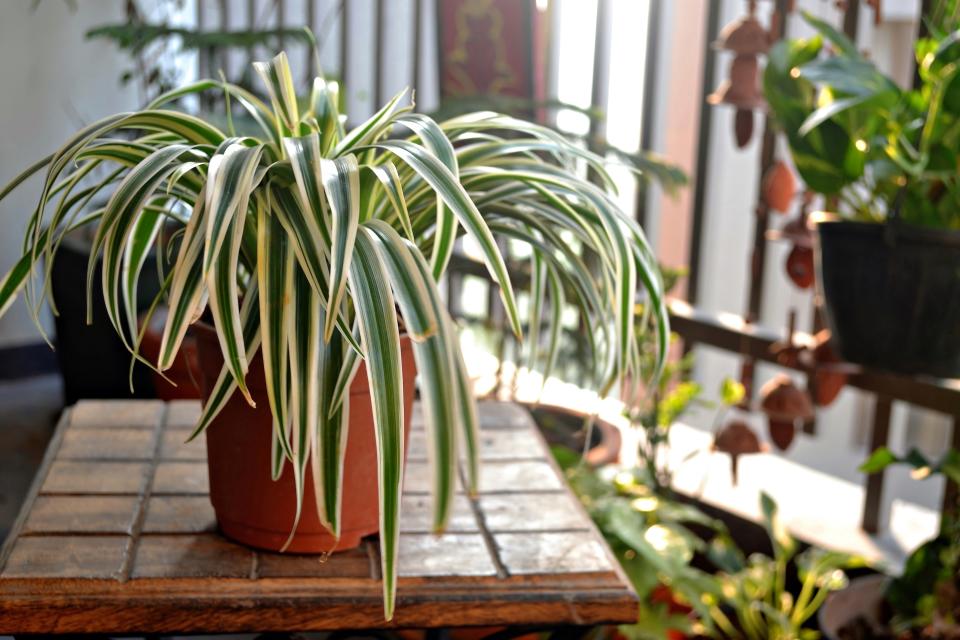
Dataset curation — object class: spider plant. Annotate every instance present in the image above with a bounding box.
[0,52,667,618]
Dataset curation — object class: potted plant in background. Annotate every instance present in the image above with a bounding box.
[819,448,960,639]
[0,50,668,618]
[764,12,960,378]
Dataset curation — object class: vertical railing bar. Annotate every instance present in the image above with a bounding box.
[633,0,660,227]
[539,0,556,126]
[412,0,423,92]
[942,415,960,524]
[197,0,208,95]
[633,0,661,228]
[737,0,789,401]
[218,0,230,80]
[842,0,860,39]
[375,0,385,109]
[862,395,893,534]
[684,0,722,307]
[277,0,286,51]
[307,0,317,82]
[247,0,257,75]
[586,0,611,186]
[340,0,350,106]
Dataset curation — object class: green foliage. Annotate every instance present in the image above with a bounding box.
[0,52,667,620]
[764,12,960,229]
[560,451,862,640]
[859,447,960,634]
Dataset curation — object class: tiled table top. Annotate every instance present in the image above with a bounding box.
[0,399,637,634]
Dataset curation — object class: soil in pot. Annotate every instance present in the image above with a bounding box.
[815,220,960,378]
[194,323,417,553]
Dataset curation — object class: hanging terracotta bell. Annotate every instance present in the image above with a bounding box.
[785,244,815,289]
[712,420,765,484]
[763,161,797,213]
[708,55,766,111]
[760,374,813,451]
[709,55,766,148]
[714,14,770,55]
[809,329,848,407]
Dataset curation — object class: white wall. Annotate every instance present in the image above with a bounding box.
[0,1,140,348]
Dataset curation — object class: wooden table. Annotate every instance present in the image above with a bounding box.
[0,399,637,634]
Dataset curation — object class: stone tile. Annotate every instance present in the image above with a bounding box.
[402,460,463,495]
[160,429,207,461]
[132,535,253,578]
[479,492,588,532]
[58,428,155,460]
[478,461,564,493]
[69,400,164,429]
[143,496,217,533]
[477,429,545,460]
[397,533,497,577]
[1,535,127,579]
[400,494,478,533]
[23,495,139,534]
[166,400,202,430]
[494,531,614,575]
[152,461,209,494]
[41,460,147,494]
[477,401,535,430]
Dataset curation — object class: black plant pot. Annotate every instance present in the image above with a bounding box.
[49,231,161,404]
[815,220,960,379]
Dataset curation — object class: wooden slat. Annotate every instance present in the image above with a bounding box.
[670,299,960,415]
[0,400,637,634]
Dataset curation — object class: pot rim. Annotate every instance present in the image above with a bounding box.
[814,217,960,248]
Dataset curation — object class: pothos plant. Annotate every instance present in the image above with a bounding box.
[764,12,960,229]
[0,52,668,618]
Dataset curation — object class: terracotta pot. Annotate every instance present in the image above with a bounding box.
[139,306,203,401]
[194,322,417,553]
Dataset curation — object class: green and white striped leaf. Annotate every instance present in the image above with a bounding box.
[256,197,294,463]
[367,139,522,338]
[202,141,264,276]
[348,230,405,621]
[311,327,349,537]
[254,52,300,136]
[158,190,209,371]
[186,284,262,442]
[319,154,361,342]
[207,192,254,404]
[364,221,454,530]
[283,266,322,549]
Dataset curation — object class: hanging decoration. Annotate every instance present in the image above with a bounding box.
[708,1,770,149]
[712,419,765,484]
[763,160,797,213]
[760,374,813,451]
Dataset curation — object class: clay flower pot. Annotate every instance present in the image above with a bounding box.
[194,322,417,553]
[760,374,813,451]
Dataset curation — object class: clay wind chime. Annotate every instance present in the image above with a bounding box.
[707,1,770,148]
[708,1,808,290]
[706,2,849,475]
